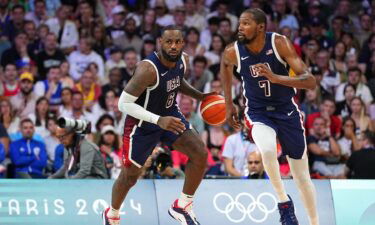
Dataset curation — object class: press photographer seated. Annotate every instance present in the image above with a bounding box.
[49,118,108,179]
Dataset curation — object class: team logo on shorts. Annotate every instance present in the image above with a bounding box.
[249,62,271,78]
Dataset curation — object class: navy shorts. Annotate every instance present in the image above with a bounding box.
[122,110,191,168]
[244,103,306,159]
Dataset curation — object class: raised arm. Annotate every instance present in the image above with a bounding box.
[256,34,316,90]
[220,44,241,129]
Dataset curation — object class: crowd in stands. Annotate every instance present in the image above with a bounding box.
[0,0,375,180]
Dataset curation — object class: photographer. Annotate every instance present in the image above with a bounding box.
[49,118,108,179]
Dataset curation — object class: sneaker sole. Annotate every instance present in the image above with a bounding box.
[168,207,188,225]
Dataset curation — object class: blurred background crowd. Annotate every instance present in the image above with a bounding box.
[0,0,375,180]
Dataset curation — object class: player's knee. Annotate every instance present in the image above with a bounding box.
[190,141,207,164]
[260,149,276,160]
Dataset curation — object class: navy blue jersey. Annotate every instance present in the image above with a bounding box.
[135,52,186,128]
[235,32,296,111]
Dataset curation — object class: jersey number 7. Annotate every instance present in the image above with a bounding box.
[258,80,271,97]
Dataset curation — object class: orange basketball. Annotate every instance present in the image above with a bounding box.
[200,95,226,125]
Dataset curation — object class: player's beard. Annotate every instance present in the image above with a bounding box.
[161,48,182,62]
[237,31,256,44]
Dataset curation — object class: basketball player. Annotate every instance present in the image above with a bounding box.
[102,26,213,225]
[221,9,319,225]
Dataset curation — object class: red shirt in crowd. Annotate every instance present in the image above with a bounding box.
[306,112,342,137]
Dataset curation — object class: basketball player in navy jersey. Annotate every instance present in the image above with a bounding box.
[102,26,214,225]
[221,8,319,225]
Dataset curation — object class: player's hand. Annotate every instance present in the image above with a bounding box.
[255,64,278,83]
[157,116,186,135]
[226,103,241,130]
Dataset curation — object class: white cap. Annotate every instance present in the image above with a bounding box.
[111,5,125,15]
[101,125,116,135]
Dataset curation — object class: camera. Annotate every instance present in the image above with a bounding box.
[58,117,91,134]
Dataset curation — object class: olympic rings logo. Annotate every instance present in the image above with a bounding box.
[213,192,277,223]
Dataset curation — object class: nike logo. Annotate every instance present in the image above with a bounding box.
[287,110,294,116]
[241,56,249,60]
[161,71,168,76]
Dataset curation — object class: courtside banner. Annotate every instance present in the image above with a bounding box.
[331,180,375,225]
[0,180,158,225]
[155,180,336,225]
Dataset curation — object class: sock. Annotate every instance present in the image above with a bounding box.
[178,192,194,208]
[288,156,319,225]
[107,206,120,218]
[252,124,289,203]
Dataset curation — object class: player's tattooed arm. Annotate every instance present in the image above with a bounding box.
[257,35,316,90]
[124,61,157,97]
[220,43,241,130]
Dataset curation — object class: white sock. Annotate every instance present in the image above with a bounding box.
[178,192,194,208]
[288,155,319,225]
[107,206,120,218]
[252,124,289,202]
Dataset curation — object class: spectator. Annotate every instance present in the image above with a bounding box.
[0,142,6,177]
[304,17,333,51]
[0,98,20,138]
[0,0,10,36]
[272,0,299,31]
[0,32,35,69]
[307,117,342,178]
[301,38,320,67]
[338,117,361,162]
[155,152,185,179]
[9,118,47,178]
[68,37,104,81]
[75,1,96,38]
[358,34,375,74]
[91,23,110,60]
[172,7,188,34]
[106,5,125,40]
[36,33,65,81]
[341,32,360,56]
[222,122,257,177]
[218,17,234,44]
[0,63,19,97]
[335,67,373,105]
[59,61,74,88]
[25,0,48,27]
[200,16,220,50]
[113,17,143,53]
[328,0,359,34]
[335,84,355,118]
[102,68,124,97]
[98,125,121,179]
[184,27,205,60]
[10,72,38,118]
[50,125,108,179]
[350,97,374,135]
[329,41,348,81]
[0,123,9,155]
[3,4,27,41]
[300,88,321,117]
[207,0,238,32]
[53,144,64,172]
[121,48,139,84]
[179,95,204,134]
[45,5,79,54]
[105,48,126,77]
[29,97,51,138]
[346,130,375,179]
[137,8,160,39]
[189,56,213,92]
[315,49,341,95]
[24,21,41,55]
[355,13,372,48]
[204,33,225,66]
[34,66,63,107]
[93,114,115,144]
[96,89,116,117]
[306,98,342,138]
[327,16,345,42]
[184,0,206,31]
[74,69,102,112]
[154,0,174,27]
[140,37,157,59]
[44,116,60,172]
[58,87,73,117]
[247,151,267,179]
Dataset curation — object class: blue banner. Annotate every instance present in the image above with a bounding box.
[155,180,335,225]
[331,180,375,225]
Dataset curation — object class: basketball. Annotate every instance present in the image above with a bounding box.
[200,95,226,125]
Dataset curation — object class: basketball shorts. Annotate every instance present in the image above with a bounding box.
[122,110,192,168]
[244,103,306,159]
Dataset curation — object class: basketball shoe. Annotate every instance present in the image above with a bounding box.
[278,195,299,225]
[168,199,201,225]
[102,207,120,225]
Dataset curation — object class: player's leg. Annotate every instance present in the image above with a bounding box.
[165,129,207,225]
[287,155,319,225]
[251,124,289,202]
